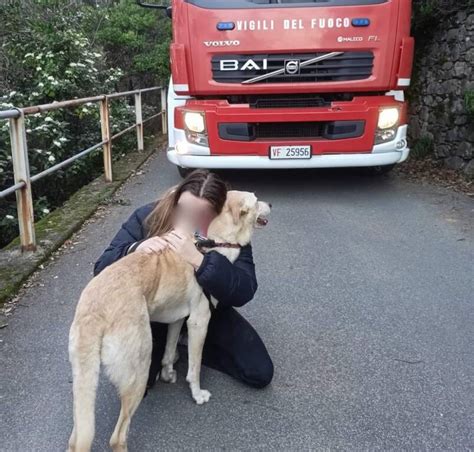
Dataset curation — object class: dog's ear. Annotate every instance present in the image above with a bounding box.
[228,193,247,225]
[230,199,241,225]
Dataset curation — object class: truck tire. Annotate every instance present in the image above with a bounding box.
[361,164,395,176]
[177,166,193,178]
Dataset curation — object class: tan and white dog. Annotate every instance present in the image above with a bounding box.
[68,190,271,452]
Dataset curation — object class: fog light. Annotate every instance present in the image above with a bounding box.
[185,130,209,147]
[396,139,407,150]
[378,108,400,129]
[184,111,205,133]
[375,128,396,144]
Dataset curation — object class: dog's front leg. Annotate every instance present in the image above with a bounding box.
[160,318,185,383]
[186,294,211,404]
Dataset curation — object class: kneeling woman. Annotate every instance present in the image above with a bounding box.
[94,169,273,390]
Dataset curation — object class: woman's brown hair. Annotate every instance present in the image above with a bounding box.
[144,169,229,238]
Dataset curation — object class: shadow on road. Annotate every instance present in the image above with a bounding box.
[214,167,398,193]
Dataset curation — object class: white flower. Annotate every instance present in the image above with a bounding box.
[53,140,61,147]
[47,76,54,81]
[35,54,43,60]
[93,52,101,58]
[44,117,54,122]
[24,53,34,58]
[38,82,44,88]
[74,40,80,45]
[52,80,59,86]
[48,155,56,162]
[36,66,42,71]
[26,129,32,133]
[42,208,50,214]
[77,63,86,68]
[85,59,94,64]
[35,149,43,154]
[9,91,16,97]
[69,63,77,67]
[6,215,14,220]
[59,137,67,142]
[31,92,39,97]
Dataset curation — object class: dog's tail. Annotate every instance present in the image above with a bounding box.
[68,318,102,452]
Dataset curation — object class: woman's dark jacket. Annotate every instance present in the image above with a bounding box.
[93,202,258,308]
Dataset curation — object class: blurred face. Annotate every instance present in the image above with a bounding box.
[173,191,217,235]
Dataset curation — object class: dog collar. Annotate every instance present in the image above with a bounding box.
[194,232,241,251]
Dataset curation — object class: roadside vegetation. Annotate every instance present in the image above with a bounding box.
[0,0,171,247]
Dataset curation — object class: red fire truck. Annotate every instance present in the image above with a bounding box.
[139,0,414,176]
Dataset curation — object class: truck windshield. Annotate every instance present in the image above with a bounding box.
[185,0,387,8]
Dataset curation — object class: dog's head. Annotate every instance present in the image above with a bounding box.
[208,190,271,245]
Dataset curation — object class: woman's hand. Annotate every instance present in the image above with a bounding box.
[164,229,204,270]
[135,236,169,254]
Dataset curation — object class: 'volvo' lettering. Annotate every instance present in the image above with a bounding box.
[204,40,240,47]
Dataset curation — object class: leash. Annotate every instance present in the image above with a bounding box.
[193,232,241,252]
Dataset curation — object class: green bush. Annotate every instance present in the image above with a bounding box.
[0,0,170,248]
[411,136,434,160]
[464,90,474,120]
[87,1,171,82]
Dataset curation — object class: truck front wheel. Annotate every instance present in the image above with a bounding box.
[361,164,395,176]
[177,166,193,178]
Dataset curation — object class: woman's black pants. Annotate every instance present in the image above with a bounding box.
[147,307,274,389]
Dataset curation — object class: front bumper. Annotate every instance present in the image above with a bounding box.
[168,125,410,169]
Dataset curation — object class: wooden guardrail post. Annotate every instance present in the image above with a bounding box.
[135,92,144,152]
[161,86,168,135]
[9,111,36,251]
[99,97,113,182]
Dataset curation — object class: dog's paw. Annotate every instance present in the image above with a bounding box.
[160,367,177,384]
[193,389,211,405]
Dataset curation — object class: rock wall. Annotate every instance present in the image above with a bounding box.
[408,9,474,176]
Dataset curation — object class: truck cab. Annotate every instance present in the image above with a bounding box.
[141,0,414,175]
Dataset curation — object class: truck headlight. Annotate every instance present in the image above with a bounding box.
[377,108,399,130]
[183,111,208,147]
[375,107,400,144]
[184,112,205,133]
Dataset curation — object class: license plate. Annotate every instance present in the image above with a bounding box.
[269,145,312,160]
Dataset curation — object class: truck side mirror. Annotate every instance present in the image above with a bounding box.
[136,0,169,10]
[136,0,172,18]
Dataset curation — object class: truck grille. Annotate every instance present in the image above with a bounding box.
[212,51,374,84]
[257,122,322,139]
[218,120,365,141]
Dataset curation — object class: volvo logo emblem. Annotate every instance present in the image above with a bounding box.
[284,60,300,75]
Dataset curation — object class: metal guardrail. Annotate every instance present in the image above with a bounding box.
[0,86,167,252]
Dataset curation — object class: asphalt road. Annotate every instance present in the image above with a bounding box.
[1,150,473,451]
